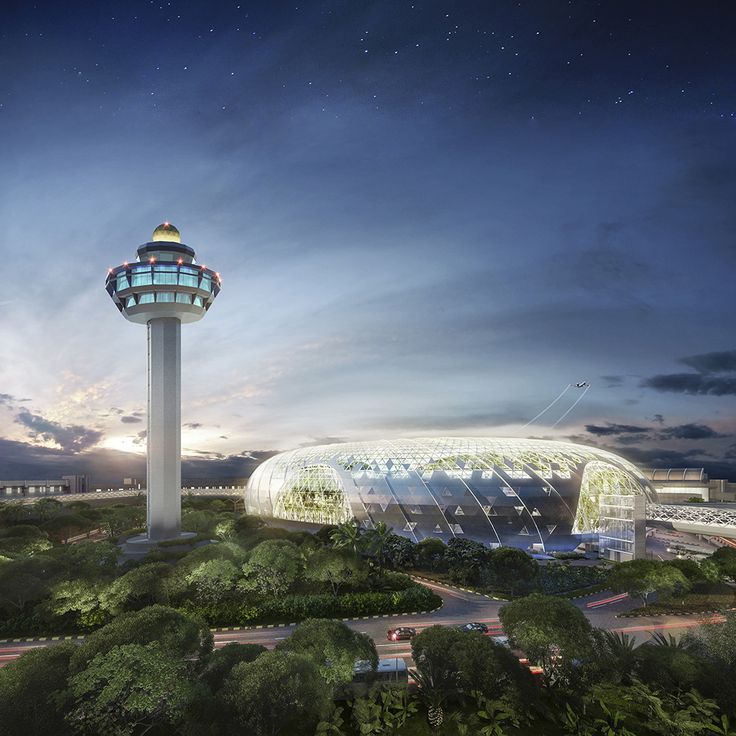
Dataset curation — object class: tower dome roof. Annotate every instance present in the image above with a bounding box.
[151,222,181,243]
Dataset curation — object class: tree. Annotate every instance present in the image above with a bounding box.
[0,566,50,613]
[304,549,366,596]
[71,605,212,673]
[364,521,393,572]
[415,538,446,571]
[278,618,377,685]
[0,642,76,735]
[43,513,93,543]
[608,560,690,606]
[484,547,538,595]
[0,533,52,558]
[34,498,64,521]
[186,559,239,604]
[498,594,594,685]
[200,643,266,692]
[635,636,705,693]
[683,611,736,713]
[711,547,736,580]
[594,629,641,685]
[101,562,172,613]
[67,643,198,736]
[56,540,120,579]
[222,649,330,736]
[314,524,339,547]
[383,534,417,569]
[330,520,365,556]
[445,538,488,584]
[240,540,304,596]
[453,633,536,704]
[48,579,109,629]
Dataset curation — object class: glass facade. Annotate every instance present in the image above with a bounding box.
[105,260,221,318]
[246,438,655,552]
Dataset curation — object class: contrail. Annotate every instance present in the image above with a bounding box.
[551,384,590,427]
[522,384,571,428]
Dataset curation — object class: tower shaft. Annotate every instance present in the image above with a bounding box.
[146,317,182,540]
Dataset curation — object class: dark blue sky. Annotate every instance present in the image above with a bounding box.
[1,0,735,483]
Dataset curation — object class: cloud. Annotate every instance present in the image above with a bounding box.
[642,373,736,395]
[299,436,349,447]
[648,414,665,424]
[659,423,723,440]
[183,422,203,429]
[643,349,736,395]
[14,409,103,452]
[121,415,142,424]
[0,436,277,484]
[681,350,736,373]
[585,423,650,437]
[600,375,624,388]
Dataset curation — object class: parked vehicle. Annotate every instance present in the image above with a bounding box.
[387,626,416,641]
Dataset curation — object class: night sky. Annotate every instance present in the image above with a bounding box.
[1,1,735,484]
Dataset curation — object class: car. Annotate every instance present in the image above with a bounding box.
[456,622,489,634]
[387,627,417,641]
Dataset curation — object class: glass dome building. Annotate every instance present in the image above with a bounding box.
[246,438,656,551]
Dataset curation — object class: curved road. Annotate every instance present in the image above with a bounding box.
[0,580,724,668]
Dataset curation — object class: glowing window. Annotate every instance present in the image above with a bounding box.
[138,293,154,304]
[200,276,212,292]
[125,296,136,308]
[116,274,130,290]
[157,292,175,302]
[193,296,204,307]
[176,293,191,304]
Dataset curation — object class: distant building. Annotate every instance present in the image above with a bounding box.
[642,468,736,504]
[0,475,90,498]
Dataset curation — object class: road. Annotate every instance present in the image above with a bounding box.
[0,579,725,669]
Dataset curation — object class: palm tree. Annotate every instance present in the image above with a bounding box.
[409,667,449,733]
[330,519,364,555]
[365,521,393,573]
[650,631,687,649]
[601,630,640,683]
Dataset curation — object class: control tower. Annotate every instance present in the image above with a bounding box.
[106,223,221,542]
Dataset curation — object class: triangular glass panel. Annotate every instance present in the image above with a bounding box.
[519,525,531,536]
[454,506,465,515]
[403,522,417,532]
[482,505,497,516]
[433,524,443,533]
[451,524,464,534]
[514,505,524,515]
[442,488,452,497]
[380,503,389,512]
[546,524,557,534]
[531,507,541,516]
[367,488,375,495]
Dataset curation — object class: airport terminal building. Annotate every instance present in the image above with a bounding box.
[246,437,655,556]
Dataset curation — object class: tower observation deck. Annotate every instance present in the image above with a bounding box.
[106,223,221,542]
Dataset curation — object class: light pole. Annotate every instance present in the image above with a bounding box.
[106,223,221,544]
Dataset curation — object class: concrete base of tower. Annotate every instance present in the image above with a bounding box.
[121,531,197,558]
